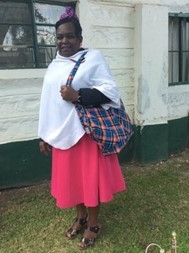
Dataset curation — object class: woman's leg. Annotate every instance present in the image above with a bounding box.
[87,205,100,227]
[78,205,101,249]
[76,203,87,219]
[66,204,87,239]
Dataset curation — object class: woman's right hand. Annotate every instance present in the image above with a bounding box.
[39,140,52,156]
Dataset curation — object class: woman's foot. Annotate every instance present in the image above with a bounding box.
[66,215,88,240]
[77,224,101,250]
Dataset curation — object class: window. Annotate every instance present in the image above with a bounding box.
[0,1,75,69]
[169,13,189,85]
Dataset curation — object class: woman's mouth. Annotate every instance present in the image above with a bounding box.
[61,46,71,51]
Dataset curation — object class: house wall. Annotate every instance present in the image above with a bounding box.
[0,0,189,188]
[75,0,189,153]
[0,69,45,144]
[0,69,49,189]
[79,0,135,119]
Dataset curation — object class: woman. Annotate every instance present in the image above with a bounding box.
[38,7,126,250]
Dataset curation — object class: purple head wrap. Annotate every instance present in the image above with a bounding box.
[59,7,79,21]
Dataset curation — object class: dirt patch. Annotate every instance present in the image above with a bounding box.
[122,148,189,174]
[0,181,50,210]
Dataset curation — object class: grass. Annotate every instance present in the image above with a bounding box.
[0,148,189,253]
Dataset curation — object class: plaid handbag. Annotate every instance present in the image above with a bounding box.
[66,52,134,155]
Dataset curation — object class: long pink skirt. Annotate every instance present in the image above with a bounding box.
[51,134,126,208]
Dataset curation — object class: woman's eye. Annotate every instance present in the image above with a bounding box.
[56,36,63,40]
[56,35,76,40]
[67,35,75,39]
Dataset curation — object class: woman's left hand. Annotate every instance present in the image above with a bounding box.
[60,85,78,102]
[39,140,52,156]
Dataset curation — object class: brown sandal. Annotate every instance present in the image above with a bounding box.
[77,225,101,250]
[66,215,88,240]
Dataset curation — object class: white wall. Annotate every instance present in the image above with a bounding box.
[168,85,189,120]
[0,70,45,144]
[79,0,135,119]
[134,4,168,126]
[80,0,189,127]
[133,1,189,124]
[91,0,189,6]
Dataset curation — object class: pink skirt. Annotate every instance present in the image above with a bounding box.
[51,134,126,208]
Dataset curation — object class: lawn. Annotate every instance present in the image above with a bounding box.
[0,148,189,253]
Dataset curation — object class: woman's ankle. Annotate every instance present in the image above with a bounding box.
[76,204,87,219]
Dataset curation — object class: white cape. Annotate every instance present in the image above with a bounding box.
[38,49,120,150]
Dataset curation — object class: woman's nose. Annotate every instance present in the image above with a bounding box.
[61,36,69,43]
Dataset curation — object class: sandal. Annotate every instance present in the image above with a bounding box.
[77,225,101,250]
[66,215,88,240]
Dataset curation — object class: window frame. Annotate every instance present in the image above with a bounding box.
[0,0,76,69]
[168,13,189,86]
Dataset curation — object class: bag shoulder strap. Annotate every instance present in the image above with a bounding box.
[66,51,87,86]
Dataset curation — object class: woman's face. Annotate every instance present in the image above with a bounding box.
[56,22,82,57]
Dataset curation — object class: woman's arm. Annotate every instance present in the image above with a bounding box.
[78,88,111,106]
[60,86,111,106]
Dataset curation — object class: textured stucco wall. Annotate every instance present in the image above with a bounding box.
[80,0,189,127]
[79,0,135,119]
[134,4,169,126]
[168,85,189,120]
[90,0,189,7]
[0,70,45,144]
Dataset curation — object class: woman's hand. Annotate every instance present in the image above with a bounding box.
[39,140,52,156]
[60,85,78,102]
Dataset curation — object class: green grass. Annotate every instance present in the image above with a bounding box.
[1,149,189,253]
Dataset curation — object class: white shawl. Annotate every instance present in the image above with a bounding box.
[38,49,121,150]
